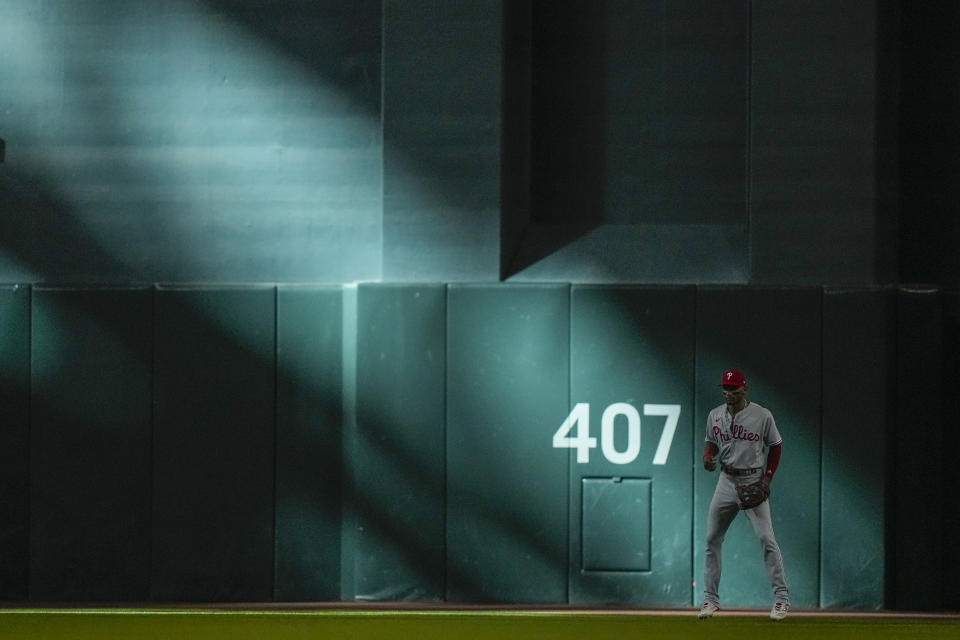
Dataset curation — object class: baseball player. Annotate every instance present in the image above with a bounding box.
[698,369,789,621]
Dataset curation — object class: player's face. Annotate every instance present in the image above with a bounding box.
[721,385,746,406]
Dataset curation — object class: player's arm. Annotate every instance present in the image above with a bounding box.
[762,443,782,488]
[761,411,782,486]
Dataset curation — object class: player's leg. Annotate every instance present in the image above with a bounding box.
[702,475,739,608]
[744,499,789,606]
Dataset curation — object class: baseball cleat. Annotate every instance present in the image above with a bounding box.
[770,601,789,621]
[698,601,720,619]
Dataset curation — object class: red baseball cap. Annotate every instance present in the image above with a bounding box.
[721,369,747,387]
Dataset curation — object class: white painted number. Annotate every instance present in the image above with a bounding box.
[644,404,681,466]
[552,403,681,465]
[552,402,596,463]
[601,403,641,464]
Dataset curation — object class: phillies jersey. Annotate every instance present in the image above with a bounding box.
[705,401,782,469]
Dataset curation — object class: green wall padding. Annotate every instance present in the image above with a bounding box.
[354,284,446,600]
[893,288,944,610]
[0,285,29,599]
[569,286,695,605]
[446,284,569,601]
[274,285,343,601]
[944,292,960,611]
[694,288,821,608]
[151,287,276,601]
[0,282,947,608]
[30,287,152,600]
[821,288,891,608]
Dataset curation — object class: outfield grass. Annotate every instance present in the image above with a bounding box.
[1,609,958,640]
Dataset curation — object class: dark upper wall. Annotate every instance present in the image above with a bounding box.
[0,0,957,285]
[898,2,960,287]
[508,0,885,284]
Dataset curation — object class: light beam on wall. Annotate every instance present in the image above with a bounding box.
[0,0,381,283]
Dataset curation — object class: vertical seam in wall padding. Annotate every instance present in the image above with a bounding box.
[148,285,156,600]
[25,285,32,600]
[340,283,358,600]
[746,0,753,281]
[567,284,572,604]
[441,284,449,600]
[883,287,901,609]
[691,286,698,606]
[443,284,452,600]
[271,286,278,601]
[818,287,825,607]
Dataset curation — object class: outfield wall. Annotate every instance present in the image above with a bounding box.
[0,284,954,609]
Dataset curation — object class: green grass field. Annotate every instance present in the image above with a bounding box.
[1,609,959,640]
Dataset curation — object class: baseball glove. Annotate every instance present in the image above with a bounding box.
[736,477,770,510]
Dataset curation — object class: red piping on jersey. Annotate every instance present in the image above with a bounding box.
[765,443,782,479]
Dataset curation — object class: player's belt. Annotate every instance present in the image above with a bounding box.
[721,465,762,476]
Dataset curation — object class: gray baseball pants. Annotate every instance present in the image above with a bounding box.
[702,469,789,606]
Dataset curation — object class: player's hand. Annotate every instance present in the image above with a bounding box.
[703,453,716,472]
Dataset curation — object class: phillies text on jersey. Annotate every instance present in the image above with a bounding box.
[705,401,782,469]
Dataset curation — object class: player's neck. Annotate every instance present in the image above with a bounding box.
[726,399,748,416]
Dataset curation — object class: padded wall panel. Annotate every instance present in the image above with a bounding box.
[30,287,152,600]
[943,291,960,611]
[274,286,342,601]
[354,284,446,600]
[893,287,943,610]
[446,284,568,601]
[694,288,821,608]
[0,285,29,598]
[821,288,891,608]
[569,286,694,604]
[152,287,275,601]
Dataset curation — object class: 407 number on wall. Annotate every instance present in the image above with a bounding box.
[552,403,681,465]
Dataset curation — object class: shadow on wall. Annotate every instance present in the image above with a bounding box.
[9,280,574,601]
[201,0,380,116]
[504,0,752,284]
[0,0,572,602]
[207,0,510,281]
[502,0,607,278]
[0,171,139,283]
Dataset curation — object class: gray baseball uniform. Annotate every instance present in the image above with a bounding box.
[702,401,789,607]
